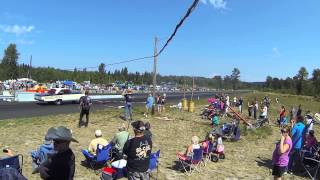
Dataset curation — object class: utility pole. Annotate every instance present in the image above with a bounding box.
[27,55,32,79]
[152,37,158,99]
[191,76,194,101]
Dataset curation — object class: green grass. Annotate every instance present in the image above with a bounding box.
[1,91,319,179]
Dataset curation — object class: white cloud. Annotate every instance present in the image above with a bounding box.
[200,0,207,4]
[201,0,227,10]
[272,47,280,56]
[16,39,34,45]
[0,24,35,36]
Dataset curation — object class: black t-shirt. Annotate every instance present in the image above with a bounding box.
[46,148,75,180]
[239,99,243,105]
[80,96,92,110]
[124,94,133,103]
[123,135,152,172]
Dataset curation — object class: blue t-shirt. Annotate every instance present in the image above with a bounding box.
[291,122,305,149]
[146,96,154,108]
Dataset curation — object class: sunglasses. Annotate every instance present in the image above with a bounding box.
[54,140,66,144]
[281,130,287,133]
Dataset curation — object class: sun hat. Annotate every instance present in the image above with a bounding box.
[46,126,78,143]
[95,129,102,137]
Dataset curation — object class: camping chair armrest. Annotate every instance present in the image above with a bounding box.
[82,149,95,159]
[304,157,320,163]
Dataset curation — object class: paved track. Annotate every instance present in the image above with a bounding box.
[0,91,251,120]
[0,92,214,120]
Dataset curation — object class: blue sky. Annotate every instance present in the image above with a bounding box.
[0,0,319,82]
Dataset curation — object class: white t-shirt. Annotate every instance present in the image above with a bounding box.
[306,118,314,132]
[261,106,268,116]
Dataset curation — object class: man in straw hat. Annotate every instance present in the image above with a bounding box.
[39,126,78,180]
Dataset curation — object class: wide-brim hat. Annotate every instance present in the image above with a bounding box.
[46,126,78,143]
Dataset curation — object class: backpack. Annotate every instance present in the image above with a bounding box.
[81,96,91,110]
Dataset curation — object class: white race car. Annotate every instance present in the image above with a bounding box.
[34,88,84,105]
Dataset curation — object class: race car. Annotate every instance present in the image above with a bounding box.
[34,88,84,105]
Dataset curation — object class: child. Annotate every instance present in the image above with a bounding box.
[212,113,219,128]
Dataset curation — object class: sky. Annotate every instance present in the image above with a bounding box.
[0,0,319,82]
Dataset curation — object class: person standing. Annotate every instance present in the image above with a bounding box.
[123,121,152,180]
[79,90,92,127]
[225,95,230,114]
[161,93,166,112]
[272,126,292,180]
[123,89,133,121]
[144,94,154,118]
[254,100,259,119]
[156,94,162,113]
[288,116,305,174]
[233,96,237,107]
[296,104,302,117]
[39,126,78,180]
[248,101,254,117]
[238,97,243,113]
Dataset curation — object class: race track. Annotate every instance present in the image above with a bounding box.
[0,91,250,120]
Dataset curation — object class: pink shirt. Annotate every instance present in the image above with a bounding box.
[272,138,292,167]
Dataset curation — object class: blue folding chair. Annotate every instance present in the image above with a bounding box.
[0,154,23,174]
[178,148,204,176]
[82,143,113,170]
[148,150,160,180]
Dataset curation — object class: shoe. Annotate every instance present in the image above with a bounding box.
[287,171,293,175]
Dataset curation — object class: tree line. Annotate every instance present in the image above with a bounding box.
[1,43,319,96]
[263,67,320,97]
[0,44,242,89]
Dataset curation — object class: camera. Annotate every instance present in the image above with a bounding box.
[3,149,8,153]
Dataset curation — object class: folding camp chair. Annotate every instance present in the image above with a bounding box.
[148,150,160,180]
[300,144,320,179]
[82,143,113,170]
[0,154,23,174]
[178,148,204,176]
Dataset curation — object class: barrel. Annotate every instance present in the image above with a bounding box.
[182,98,188,111]
[188,100,195,112]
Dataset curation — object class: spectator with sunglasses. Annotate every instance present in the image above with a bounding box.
[272,126,292,180]
[38,126,78,180]
[123,120,152,180]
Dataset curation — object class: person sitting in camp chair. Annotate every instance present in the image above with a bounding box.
[201,134,216,163]
[211,113,220,128]
[304,130,318,150]
[88,130,108,155]
[110,124,129,160]
[31,135,55,170]
[176,136,200,161]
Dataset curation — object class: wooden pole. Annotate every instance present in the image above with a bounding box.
[152,37,158,101]
[191,77,194,101]
[227,104,252,126]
